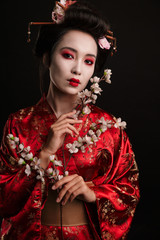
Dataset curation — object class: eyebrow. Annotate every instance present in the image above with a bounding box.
[60,47,97,58]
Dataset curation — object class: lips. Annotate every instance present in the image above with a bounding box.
[69,78,80,83]
[68,78,80,87]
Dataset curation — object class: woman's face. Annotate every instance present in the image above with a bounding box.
[49,30,98,95]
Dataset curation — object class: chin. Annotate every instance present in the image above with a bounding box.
[60,87,79,96]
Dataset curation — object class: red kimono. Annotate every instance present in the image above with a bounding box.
[0,97,140,239]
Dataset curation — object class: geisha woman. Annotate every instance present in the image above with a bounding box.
[0,1,140,239]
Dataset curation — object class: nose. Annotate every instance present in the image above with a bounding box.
[71,61,82,75]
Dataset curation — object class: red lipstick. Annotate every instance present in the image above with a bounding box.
[68,78,80,87]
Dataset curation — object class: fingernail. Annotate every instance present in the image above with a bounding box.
[56,198,60,203]
[52,185,56,190]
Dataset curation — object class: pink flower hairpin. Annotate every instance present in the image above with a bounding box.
[98,37,111,50]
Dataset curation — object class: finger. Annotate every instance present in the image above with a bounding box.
[61,181,83,205]
[54,124,79,136]
[52,118,82,128]
[52,126,77,138]
[70,186,83,202]
[56,127,75,138]
[58,110,77,121]
[56,176,83,203]
[52,174,79,190]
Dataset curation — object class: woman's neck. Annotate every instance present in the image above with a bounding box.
[47,82,78,118]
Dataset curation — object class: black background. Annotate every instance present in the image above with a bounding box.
[1,0,160,239]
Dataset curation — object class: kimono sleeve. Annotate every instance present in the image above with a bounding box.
[88,129,140,240]
[0,115,38,218]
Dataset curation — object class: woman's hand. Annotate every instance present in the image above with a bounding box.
[43,110,82,154]
[52,174,96,205]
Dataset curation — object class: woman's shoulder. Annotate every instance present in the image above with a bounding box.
[8,97,51,122]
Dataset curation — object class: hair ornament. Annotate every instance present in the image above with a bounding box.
[27,0,117,55]
[98,37,111,50]
[27,0,76,42]
[52,0,76,23]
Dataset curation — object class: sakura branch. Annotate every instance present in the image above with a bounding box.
[7,134,64,183]
[66,116,126,154]
[75,69,112,118]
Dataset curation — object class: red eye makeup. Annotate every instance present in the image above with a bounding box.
[85,58,95,65]
[61,50,74,59]
[60,48,96,65]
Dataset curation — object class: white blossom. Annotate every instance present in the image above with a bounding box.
[90,76,100,83]
[69,145,79,154]
[65,171,69,176]
[90,83,102,95]
[47,168,59,179]
[78,91,86,99]
[66,143,78,153]
[72,110,81,119]
[14,137,19,144]
[25,152,33,161]
[84,98,93,105]
[88,130,95,136]
[9,140,16,149]
[47,168,52,175]
[78,90,92,104]
[25,164,31,176]
[98,117,106,125]
[83,135,93,146]
[72,140,82,149]
[48,155,63,168]
[7,134,14,140]
[96,129,102,138]
[98,117,112,132]
[24,146,31,153]
[83,89,92,97]
[100,125,107,132]
[77,137,83,146]
[36,169,45,182]
[54,160,63,167]
[91,94,97,104]
[104,69,112,84]
[21,152,26,158]
[31,157,40,170]
[58,175,64,181]
[114,118,127,129]
[91,134,99,143]
[66,143,72,149]
[82,105,91,115]
[90,123,96,130]
[80,145,86,153]
[18,158,26,165]
[49,155,56,162]
[18,143,24,152]
[7,134,19,149]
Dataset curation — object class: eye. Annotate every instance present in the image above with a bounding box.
[85,59,94,65]
[61,51,74,59]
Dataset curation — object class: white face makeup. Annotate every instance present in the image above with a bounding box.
[49,30,98,95]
